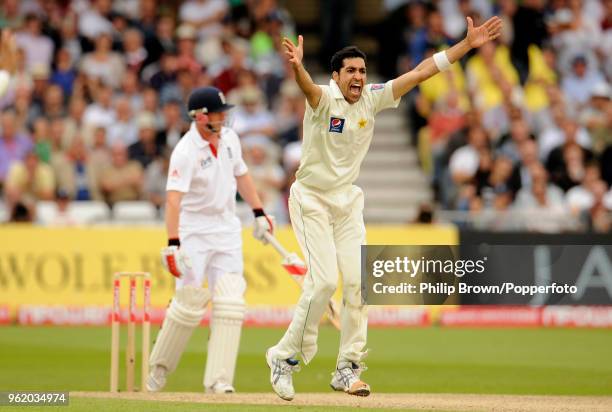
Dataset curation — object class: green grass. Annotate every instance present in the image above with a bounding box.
[1,326,611,398]
[1,398,416,412]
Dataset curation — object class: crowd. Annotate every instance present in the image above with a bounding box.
[383,0,611,232]
[0,0,302,224]
[0,1,610,232]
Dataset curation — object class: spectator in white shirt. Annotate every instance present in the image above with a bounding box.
[107,96,138,146]
[561,55,606,111]
[77,0,113,40]
[231,86,275,141]
[14,13,53,72]
[79,32,125,89]
[178,0,228,40]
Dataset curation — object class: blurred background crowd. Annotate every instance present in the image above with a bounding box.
[0,0,610,232]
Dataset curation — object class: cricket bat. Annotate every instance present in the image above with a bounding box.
[264,232,341,330]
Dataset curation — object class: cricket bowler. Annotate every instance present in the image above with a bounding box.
[266,16,502,400]
[147,86,274,393]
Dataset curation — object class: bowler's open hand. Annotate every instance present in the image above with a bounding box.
[282,35,304,67]
[466,16,502,49]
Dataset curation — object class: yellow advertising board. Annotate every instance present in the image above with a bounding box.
[0,224,457,312]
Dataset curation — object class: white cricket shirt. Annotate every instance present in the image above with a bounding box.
[167,123,248,233]
[296,79,400,191]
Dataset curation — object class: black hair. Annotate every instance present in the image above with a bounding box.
[330,46,367,74]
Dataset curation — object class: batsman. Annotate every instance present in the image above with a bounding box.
[147,86,273,393]
[266,16,502,400]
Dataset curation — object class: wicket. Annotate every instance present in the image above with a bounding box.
[110,272,151,392]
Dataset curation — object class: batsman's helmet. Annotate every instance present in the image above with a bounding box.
[187,87,234,118]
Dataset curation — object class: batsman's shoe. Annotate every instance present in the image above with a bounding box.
[205,381,235,394]
[146,365,167,392]
[266,349,300,401]
[330,361,370,397]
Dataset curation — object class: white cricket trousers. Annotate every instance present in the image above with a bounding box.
[273,181,368,365]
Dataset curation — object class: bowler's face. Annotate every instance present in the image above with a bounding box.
[333,57,367,104]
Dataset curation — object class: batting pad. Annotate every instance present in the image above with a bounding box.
[149,286,210,373]
[203,274,246,389]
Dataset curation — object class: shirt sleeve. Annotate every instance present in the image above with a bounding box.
[369,80,401,114]
[305,85,331,120]
[166,150,193,192]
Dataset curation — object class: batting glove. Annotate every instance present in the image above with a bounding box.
[253,209,274,245]
[160,243,192,278]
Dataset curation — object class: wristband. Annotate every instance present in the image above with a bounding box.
[253,208,265,217]
[433,51,451,71]
[168,238,180,247]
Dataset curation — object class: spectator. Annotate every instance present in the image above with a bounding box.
[465,41,519,139]
[545,119,594,190]
[14,13,53,71]
[538,106,592,161]
[119,71,144,113]
[157,99,188,148]
[561,55,606,111]
[107,96,138,146]
[143,149,170,212]
[242,136,285,215]
[61,97,86,148]
[0,110,32,185]
[77,0,113,41]
[29,64,51,119]
[53,136,103,201]
[449,125,489,186]
[513,164,567,231]
[145,14,176,64]
[160,68,195,112]
[579,82,612,153]
[566,161,604,213]
[82,83,115,139]
[214,38,252,95]
[174,24,202,75]
[148,51,178,92]
[89,126,112,179]
[79,32,125,89]
[31,117,51,163]
[515,139,541,189]
[409,9,453,67]
[587,180,612,232]
[273,80,305,146]
[122,28,150,75]
[57,14,82,65]
[128,112,160,168]
[4,150,55,205]
[100,142,143,205]
[0,0,23,30]
[232,86,275,141]
[50,48,77,98]
[496,118,533,164]
[178,0,228,40]
[42,84,65,119]
[485,156,521,201]
[510,0,547,84]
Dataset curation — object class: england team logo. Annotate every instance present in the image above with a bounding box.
[329,117,345,133]
[201,156,213,169]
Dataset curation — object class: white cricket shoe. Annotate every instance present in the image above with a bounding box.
[330,361,370,396]
[205,381,235,394]
[266,348,300,401]
[146,365,167,392]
